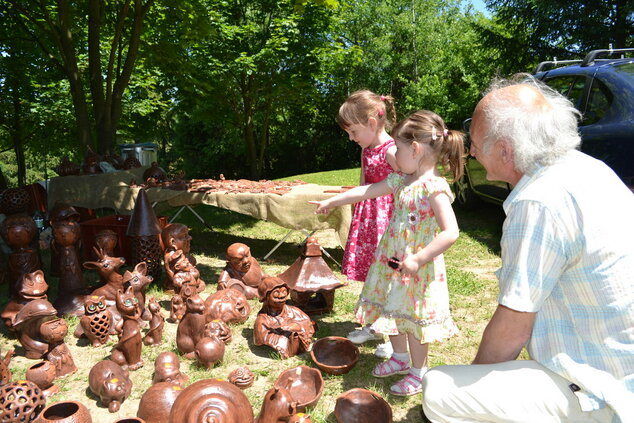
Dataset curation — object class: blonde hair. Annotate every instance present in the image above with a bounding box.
[336,90,397,131]
[392,110,465,180]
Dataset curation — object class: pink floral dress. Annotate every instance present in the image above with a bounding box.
[342,140,395,282]
[355,173,458,343]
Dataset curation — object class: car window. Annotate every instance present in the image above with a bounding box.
[544,75,586,110]
[583,78,612,125]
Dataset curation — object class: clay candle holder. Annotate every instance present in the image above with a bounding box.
[310,336,359,375]
[0,380,45,422]
[273,365,324,411]
[37,400,93,423]
[26,360,59,397]
[334,388,393,423]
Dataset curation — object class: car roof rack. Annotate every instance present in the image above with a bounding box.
[534,58,583,73]
[582,45,634,66]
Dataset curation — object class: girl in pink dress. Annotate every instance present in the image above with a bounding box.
[335,90,399,350]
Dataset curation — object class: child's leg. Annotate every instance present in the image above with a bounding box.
[372,333,410,378]
[390,333,428,396]
[407,333,429,370]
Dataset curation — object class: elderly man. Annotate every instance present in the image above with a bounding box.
[422,76,634,422]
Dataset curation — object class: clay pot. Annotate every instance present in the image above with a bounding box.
[334,388,392,423]
[143,162,167,183]
[0,380,45,422]
[194,336,225,369]
[168,378,254,423]
[137,382,182,423]
[228,366,255,390]
[26,360,59,397]
[310,336,359,375]
[37,400,92,423]
[113,419,145,423]
[273,365,324,411]
[0,186,32,215]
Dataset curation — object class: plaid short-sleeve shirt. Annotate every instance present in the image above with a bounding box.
[497,151,634,421]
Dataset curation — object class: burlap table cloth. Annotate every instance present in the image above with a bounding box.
[47,169,352,245]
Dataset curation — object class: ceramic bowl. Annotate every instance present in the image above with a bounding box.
[274,365,324,411]
[334,388,392,423]
[310,336,359,375]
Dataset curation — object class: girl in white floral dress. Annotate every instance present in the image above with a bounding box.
[311,110,464,396]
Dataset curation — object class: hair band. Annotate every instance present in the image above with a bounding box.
[378,109,385,117]
[380,95,385,101]
[431,126,437,141]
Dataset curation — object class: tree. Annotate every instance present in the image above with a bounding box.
[2,0,156,154]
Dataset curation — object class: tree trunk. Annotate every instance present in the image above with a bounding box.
[241,76,259,179]
[10,80,26,187]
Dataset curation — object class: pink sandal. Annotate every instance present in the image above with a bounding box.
[371,356,410,378]
[390,373,423,396]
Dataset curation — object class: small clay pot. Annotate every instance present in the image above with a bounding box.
[137,382,182,423]
[273,365,324,411]
[310,336,359,375]
[26,360,59,397]
[37,400,92,423]
[228,366,255,390]
[334,388,392,423]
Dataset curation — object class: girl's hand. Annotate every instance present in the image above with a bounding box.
[400,254,421,276]
[308,200,331,214]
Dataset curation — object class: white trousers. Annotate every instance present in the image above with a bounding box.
[421,360,615,422]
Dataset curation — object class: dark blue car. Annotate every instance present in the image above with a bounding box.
[455,47,634,207]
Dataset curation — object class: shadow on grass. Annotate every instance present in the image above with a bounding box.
[455,203,505,255]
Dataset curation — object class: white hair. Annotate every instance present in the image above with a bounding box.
[481,74,581,174]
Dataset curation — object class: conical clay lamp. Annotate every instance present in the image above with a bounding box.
[277,237,346,315]
[126,188,162,281]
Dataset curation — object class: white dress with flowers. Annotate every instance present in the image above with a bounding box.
[355,172,458,343]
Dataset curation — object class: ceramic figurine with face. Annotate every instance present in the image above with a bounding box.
[143,296,164,346]
[1,269,48,330]
[12,299,59,359]
[253,277,315,359]
[111,287,143,370]
[0,348,14,385]
[204,288,251,324]
[176,294,206,359]
[122,261,153,321]
[152,351,188,386]
[171,250,204,294]
[88,359,132,413]
[162,223,205,292]
[84,246,126,295]
[40,317,77,378]
[77,295,112,347]
[52,220,88,316]
[217,242,263,299]
[94,229,118,257]
[256,386,297,423]
[0,215,41,297]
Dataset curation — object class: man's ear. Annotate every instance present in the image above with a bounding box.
[499,140,512,163]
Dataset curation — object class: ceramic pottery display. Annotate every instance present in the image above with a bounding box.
[137,381,182,423]
[176,294,206,358]
[36,400,92,423]
[40,317,77,378]
[126,189,162,281]
[111,287,143,370]
[273,365,324,411]
[52,220,89,316]
[143,297,164,346]
[0,348,14,385]
[0,380,45,422]
[0,186,32,215]
[82,146,102,174]
[84,247,126,302]
[13,299,59,359]
[123,152,142,169]
[277,237,345,315]
[204,289,250,324]
[228,366,255,390]
[103,152,124,170]
[168,378,254,423]
[93,229,118,258]
[194,336,225,368]
[217,242,263,300]
[77,295,112,347]
[204,319,232,344]
[334,388,393,423]
[88,359,132,413]
[256,385,297,423]
[310,336,359,375]
[288,413,313,423]
[253,277,315,359]
[0,214,41,297]
[143,162,167,183]
[49,203,80,278]
[152,352,188,386]
[161,223,204,292]
[122,262,153,321]
[1,269,48,330]
[26,360,59,397]
[54,156,81,177]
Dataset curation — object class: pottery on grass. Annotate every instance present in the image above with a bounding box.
[36,400,92,423]
[137,382,182,423]
[310,336,359,375]
[273,365,324,411]
[334,388,392,423]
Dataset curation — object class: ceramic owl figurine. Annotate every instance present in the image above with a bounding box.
[79,295,112,347]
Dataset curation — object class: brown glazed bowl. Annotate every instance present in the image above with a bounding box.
[113,419,145,423]
[273,365,324,411]
[334,388,392,423]
[310,336,359,375]
[36,400,92,423]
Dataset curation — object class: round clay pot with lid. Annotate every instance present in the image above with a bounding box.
[37,400,92,423]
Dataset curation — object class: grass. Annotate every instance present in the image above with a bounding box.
[0,168,504,422]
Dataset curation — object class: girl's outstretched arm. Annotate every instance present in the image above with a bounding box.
[400,191,459,275]
[310,179,392,214]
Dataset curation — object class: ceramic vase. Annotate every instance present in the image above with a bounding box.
[36,400,92,423]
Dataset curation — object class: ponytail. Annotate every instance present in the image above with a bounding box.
[438,130,465,181]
